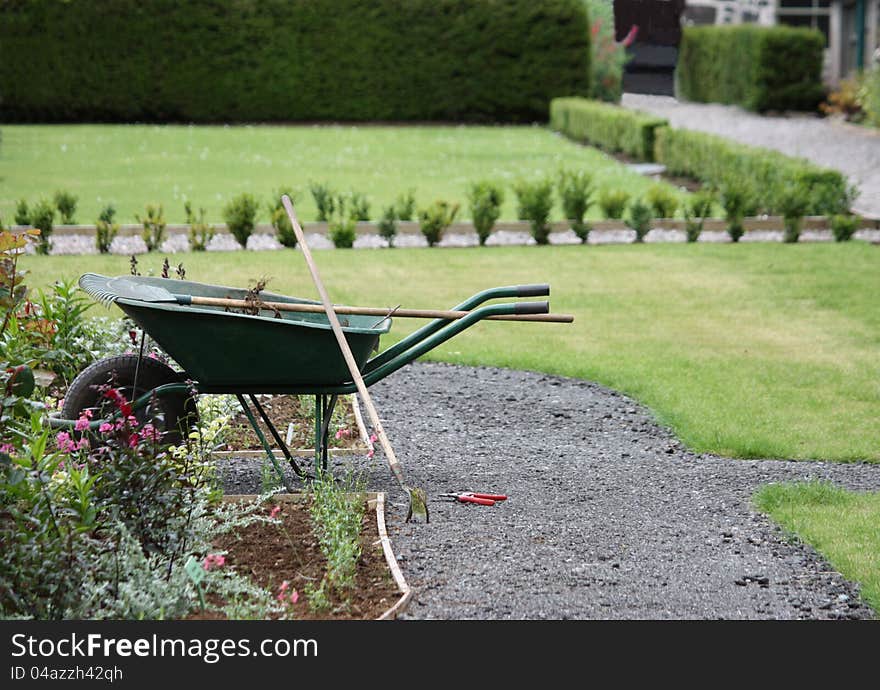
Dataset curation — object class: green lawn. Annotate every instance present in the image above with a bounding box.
[21,242,880,463]
[755,482,880,612]
[0,124,687,225]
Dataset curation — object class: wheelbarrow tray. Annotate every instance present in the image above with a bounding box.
[115,277,390,392]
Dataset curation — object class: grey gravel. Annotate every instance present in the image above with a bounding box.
[622,93,880,219]
[218,362,880,620]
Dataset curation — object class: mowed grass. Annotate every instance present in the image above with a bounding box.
[0,124,687,224]
[755,482,880,611]
[21,242,880,462]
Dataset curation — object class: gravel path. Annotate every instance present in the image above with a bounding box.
[220,362,880,620]
[622,93,880,219]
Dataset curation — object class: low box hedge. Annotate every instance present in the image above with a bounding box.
[654,126,850,215]
[0,0,591,123]
[676,25,825,112]
[550,98,668,161]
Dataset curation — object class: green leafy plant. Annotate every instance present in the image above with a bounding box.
[377,205,398,248]
[557,169,594,243]
[598,189,630,220]
[29,199,55,255]
[95,205,119,254]
[862,66,880,127]
[268,187,297,248]
[513,178,554,245]
[136,204,166,252]
[779,184,810,243]
[14,199,30,226]
[583,0,633,103]
[467,180,504,246]
[830,214,860,242]
[53,189,78,224]
[645,184,678,219]
[185,201,215,252]
[395,189,417,221]
[309,182,336,222]
[626,198,653,243]
[222,194,258,248]
[418,200,459,248]
[720,179,756,243]
[683,189,715,243]
[349,192,370,221]
[328,217,357,248]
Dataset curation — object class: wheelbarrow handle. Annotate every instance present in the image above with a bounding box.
[516,284,550,298]
[515,301,549,315]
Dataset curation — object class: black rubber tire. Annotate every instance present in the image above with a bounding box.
[61,355,198,445]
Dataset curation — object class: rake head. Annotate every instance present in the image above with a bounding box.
[78,273,177,308]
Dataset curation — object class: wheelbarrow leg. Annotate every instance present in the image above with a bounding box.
[314,394,339,474]
[236,394,305,489]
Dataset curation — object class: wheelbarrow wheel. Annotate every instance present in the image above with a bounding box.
[61,354,198,445]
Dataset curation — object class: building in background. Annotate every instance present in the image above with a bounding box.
[614,0,685,95]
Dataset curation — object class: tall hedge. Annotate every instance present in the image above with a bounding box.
[0,0,591,123]
[654,127,850,215]
[676,25,825,112]
[550,97,667,161]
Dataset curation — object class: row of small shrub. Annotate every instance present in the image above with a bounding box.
[0,0,590,124]
[550,97,852,216]
[549,98,667,161]
[676,25,825,112]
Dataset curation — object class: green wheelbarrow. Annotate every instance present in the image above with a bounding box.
[55,273,572,487]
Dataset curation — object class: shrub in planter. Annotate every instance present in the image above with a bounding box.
[53,189,78,224]
[378,205,398,248]
[95,204,119,254]
[720,179,757,243]
[418,200,460,248]
[395,189,417,221]
[223,194,258,248]
[513,178,554,245]
[349,192,370,222]
[683,189,715,243]
[268,188,297,248]
[310,182,336,222]
[598,189,630,220]
[557,168,595,243]
[626,198,653,243]
[137,204,166,252]
[185,201,215,252]
[830,214,860,242]
[467,180,505,246]
[645,184,678,219]
[328,218,357,248]
[14,199,30,226]
[29,199,55,255]
[778,184,810,243]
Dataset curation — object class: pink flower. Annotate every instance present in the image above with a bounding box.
[81,409,93,419]
[76,437,89,451]
[128,432,140,448]
[269,505,281,519]
[369,433,378,444]
[279,580,289,593]
[141,424,160,441]
[202,554,226,571]
[367,448,375,460]
[289,590,299,605]
[148,352,158,360]
[98,422,114,434]
[0,443,15,454]
[56,431,77,453]
[74,417,91,432]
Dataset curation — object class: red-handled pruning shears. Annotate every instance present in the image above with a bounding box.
[438,492,508,506]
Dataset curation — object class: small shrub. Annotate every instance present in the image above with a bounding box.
[418,200,460,248]
[14,199,30,226]
[626,198,653,243]
[328,217,357,248]
[683,189,715,243]
[268,188,297,248]
[720,179,757,243]
[779,184,810,243]
[53,189,78,224]
[222,194,258,248]
[395,189,417,221]
[29,199,55,255]
[598,189,630,220]
[95,204,119,254]
[820,75,865,122]
[467,180,504,246]
[185,201,215,252]
[830,214,860,242]
[377,205,398,248]
[309,182,335,222]
[645,184,678,219]
[513,178,554,245]
[349,192,370,221]
[137,204,167,252]
[557,168,594,243]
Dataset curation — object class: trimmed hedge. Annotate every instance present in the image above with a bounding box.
[677,25,825,112]
[0,0,591,123]
[549,98,667,161]
[654,126,850,215]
